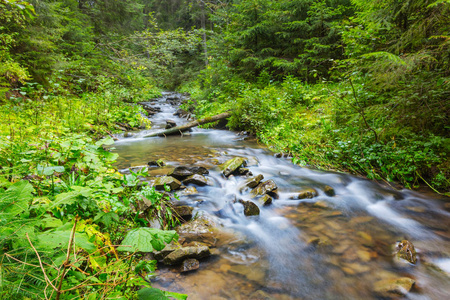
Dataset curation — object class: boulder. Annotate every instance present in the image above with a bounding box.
[324,185,335,196]
[178,186,198,196]
[251,180,278,197]
[373,277,415,297]
[173,206,194,221]
[163,245,210,265]
[165,120,177,129]
[180,258,200,272]
[177,215,218,246]
[395,240,417,264]
[153,176,181,191]
[221,157,247,177]
[168,166,194,180]
[238,200,260,216]
[258,194,273,206]
[183,174,208,186]
[154,244,181,261]
[297,188,318,199]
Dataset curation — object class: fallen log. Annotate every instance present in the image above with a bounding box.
[143,112,232,138]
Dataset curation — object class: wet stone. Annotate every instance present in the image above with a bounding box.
[165,120,177,129]
[373,277,415,298]
[259,194,273,206]
[163,246,210,265]
[242,174,264,190]
[153,176,181,191]
[237,168,253,176]
[239,200,260,216]
[221,157,247,177]
[183,174,208,186]
[251,180,278,197]
[323,185,335,196]
[168,166,194,180]
[173,205,194,222]
[180,258,200,272]
[395,240,417,264]
[178,186,198,196]
[189,166,209,175]
[154,244,182,261]
[148,159,165,167]
[297,188,318,199]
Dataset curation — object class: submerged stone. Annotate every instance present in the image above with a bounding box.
[180,258,200,272]
[221,157,247,177]
[153,176,181,191]
[373,277,415,297]
[395,240,417,264]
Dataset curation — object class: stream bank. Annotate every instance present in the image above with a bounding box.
[113,92,450,300]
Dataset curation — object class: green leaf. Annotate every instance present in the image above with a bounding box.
[37,229,96,252]
[94,211,119,227]
[0,180,34,219]
[95,137,115,147]
[137,288,188,300]
[37,165,65,176]
[51,187,92,209]
[117,228,178,252]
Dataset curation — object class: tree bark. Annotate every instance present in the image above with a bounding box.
[143,112,231,138]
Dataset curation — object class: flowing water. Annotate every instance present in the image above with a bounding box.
[112,92,450,300]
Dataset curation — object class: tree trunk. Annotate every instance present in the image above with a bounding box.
[143,112,231,138]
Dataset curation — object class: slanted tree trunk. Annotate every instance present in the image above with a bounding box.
[143,112,231,138]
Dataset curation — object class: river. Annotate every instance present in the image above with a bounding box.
[112,92,450,300]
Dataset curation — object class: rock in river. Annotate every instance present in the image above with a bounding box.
[258,194,273,206]
[180,258,200,272]
[183,174,208,186]
[239,200,260,216]
[251,180,278,197]
[163,245,210,265]
[373,277,415,297]
[153,176,181,191]
[168,166,194,180]
[395,240,417,264]
[297,188,318,199]
[243,174,264,189]
[173,205,194,221]
[323,185,335,196]
[221,157,247,177]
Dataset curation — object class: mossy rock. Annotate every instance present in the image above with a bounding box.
[251,180,277,197]
[373,277,415,297]
[220,157,247,177]
[239,200,260,216]
[297,188,318,199]
[153,176,181,191]
[163,246,210,265]
[395,240,417,264]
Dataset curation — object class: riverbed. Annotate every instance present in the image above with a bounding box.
[112,92,450,300]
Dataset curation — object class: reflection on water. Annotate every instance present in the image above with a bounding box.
[112,93,450,300]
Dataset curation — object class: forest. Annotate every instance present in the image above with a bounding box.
[0,0,449,299]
